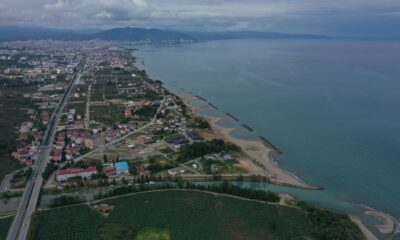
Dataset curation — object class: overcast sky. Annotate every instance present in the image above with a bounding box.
[1,0,400,37]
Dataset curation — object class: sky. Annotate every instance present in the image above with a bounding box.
[1,0,400,37]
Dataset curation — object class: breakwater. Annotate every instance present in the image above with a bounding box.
[195,95,207,101]
[208,103,218,110]
[241,124,254,132]
[259,136,282,154]
[225,112,239,121]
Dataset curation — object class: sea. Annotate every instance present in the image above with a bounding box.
[128,39,400,237]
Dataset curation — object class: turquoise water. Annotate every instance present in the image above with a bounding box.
[131,39,400,230]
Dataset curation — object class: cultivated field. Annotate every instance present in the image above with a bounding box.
[28,205,102,240]
[28,189,364,240]
[100,190,311,240]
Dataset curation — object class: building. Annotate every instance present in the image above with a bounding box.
[124,108,132,118]
[168,167,186,175]
[55,166,98,182]
[103,166,116,176]
[115,161,129,174]
[84,133,105,149]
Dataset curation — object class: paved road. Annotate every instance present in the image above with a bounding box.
[6,64,83,240]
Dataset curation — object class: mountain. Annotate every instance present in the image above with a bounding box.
[0,26,84,42]
[187,31,331,40]
[0,27,196,43]
[89,27,197,43]
[0,26,331,43]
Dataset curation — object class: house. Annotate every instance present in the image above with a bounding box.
[115,161,129,174]
[52,150,62,162]
[124,108,132,118]
[168,167,186,175]
[55,166,98,182]
[164,134,189,145]
[104,166,116,176]
[67,113,74,123]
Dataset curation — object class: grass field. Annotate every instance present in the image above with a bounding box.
[0,216,13,240]
[100,190,311,240]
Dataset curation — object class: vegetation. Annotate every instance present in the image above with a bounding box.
[97,224,136,240]
[298,202,365,240]
[177,139,240,162]
[135,105,157,118]
[11,167,32,188]
[30,183,364,240]
[189,117,210,129]
[135,227,171,240]
[51,195,82,207]
[28,205,103,240]
[146,155,176,174]
[0,216,13,240]
[0,86,35,180]
[100,190,310,240]
[42,162,58,180]
[92,181,279,203]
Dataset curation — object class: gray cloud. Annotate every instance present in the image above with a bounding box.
[1,0,400,36]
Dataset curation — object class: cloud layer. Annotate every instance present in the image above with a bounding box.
[1,0,400,36]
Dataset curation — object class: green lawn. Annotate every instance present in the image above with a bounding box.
[0,216,13,240]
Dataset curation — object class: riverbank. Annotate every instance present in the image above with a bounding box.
[180,95,318,190]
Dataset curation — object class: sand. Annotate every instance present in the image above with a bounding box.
[181,95,317,189]
[365,209,397,235]
[350,216,379,240]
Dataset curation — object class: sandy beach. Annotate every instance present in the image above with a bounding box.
[181,95,317,189]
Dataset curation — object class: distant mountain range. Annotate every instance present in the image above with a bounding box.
[0,26,331,43]
[186,31,330,40]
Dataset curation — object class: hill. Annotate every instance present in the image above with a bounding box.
[0,26,333,43]
[187,31,330,40]
[0,27,196,43]
[89,27,196,43]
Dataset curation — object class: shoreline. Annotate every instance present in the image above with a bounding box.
[180,95,319,190]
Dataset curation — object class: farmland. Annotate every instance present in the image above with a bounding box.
[28,189,364,240]
[0,216,13,240]
[100,190,312,240]
[28,205,103,240]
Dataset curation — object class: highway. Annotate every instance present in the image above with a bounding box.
[6,62,84,240]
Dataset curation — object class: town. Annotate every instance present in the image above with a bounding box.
[0,37,374,240]
[0,40,252,198]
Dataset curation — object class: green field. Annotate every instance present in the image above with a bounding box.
[28,205,102,240]
[0,216,13,240]
[100,190,311,240]
[29,189,365,240]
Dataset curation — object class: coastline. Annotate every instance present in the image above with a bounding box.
[180,95,318,190]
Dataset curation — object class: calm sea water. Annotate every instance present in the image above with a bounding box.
[131,39,400,230]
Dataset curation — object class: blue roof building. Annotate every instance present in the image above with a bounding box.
[115,161,129,174]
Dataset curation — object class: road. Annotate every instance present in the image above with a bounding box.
[73,95,166,162]
[6,64,84,240]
